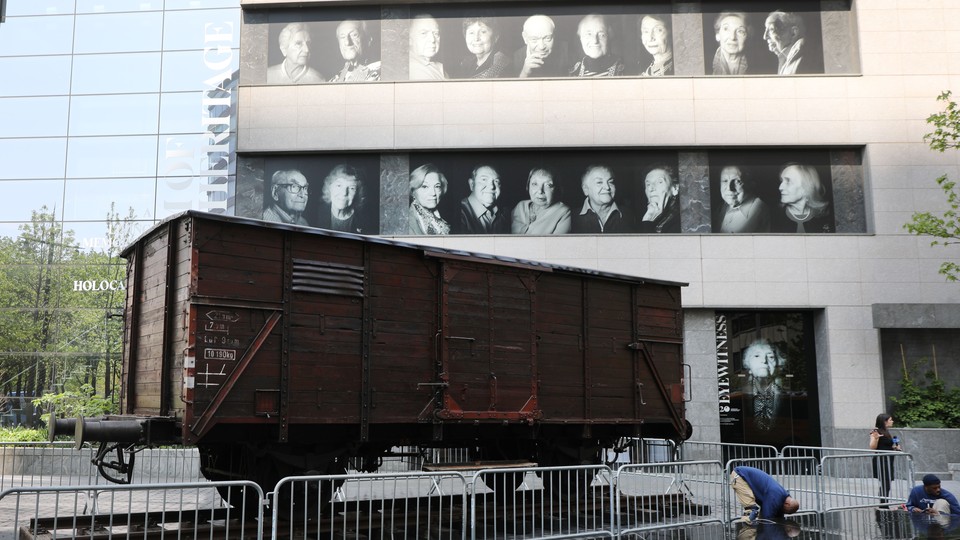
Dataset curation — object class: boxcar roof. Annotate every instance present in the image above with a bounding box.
[123,211,687,288]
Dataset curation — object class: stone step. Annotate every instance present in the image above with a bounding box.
[914,471,954,481]
[949,463,960,474]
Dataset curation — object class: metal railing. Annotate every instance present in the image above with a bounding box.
[0,442,202,490]
[0,440,926,539]
[471,465,614,539]
[819,452,914,511]
[1,480,262,539]
[271,470,469,540]
[615,460,725,535]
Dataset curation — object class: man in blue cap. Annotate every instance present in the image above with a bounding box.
[906,474,960,516]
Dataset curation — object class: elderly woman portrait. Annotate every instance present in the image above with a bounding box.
[408,164,451,235]
[409,15,446,80]
[640,164,680,233]
[740,339,787,432]
[571,14,624,77]
[716,165,770,233]
[711,11,751,75]
[263,169,310,226]
[512,168,572,235]
[315,164,369,234]
[458,17,511,79]
[638,14,673,76]
[772,162,835,233]
[267,22,324,84]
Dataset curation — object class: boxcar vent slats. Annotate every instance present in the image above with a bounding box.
[292,258,364,297]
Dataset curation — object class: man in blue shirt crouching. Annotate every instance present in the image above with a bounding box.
[731,465,800,524]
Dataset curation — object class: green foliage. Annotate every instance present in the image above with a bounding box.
[33,384,115,425]
[0,204,138,415]
[905,91,960,281]
[0,427,47,442]
[891,361,960,428]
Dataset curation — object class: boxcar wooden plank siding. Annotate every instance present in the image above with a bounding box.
[109,213,687,477]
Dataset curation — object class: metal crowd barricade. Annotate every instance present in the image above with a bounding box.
[615,460,725,536]
[470,464,613,540]
[819,452,914,511]
[781,444,892,460]
[0,442,204,489]
[726,456,822,521]
[271,470,469,540]
[1,480,262,539]
[677,441,779,468]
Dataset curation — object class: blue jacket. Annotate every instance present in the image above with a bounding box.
[905,485,960,514]
[734,466,792,519]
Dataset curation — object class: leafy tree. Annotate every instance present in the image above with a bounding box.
[905,91,960,281]
[33,383,114,425]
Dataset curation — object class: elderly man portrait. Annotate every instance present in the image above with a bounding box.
[513,15,570,78]
[511,168,572,235]
[763,11,820,75]
[716,165,770,233]
[409,15,446,80]
[263,169,310,226]
[771,162,835,233]
[457,17,511,79]
[456,165,510,234]
[638,14,674,76]
[570,14,624,77]
[315,164,371,234]
[572,165,631,233]
[408,164,452,235]
[267,22,324,84]
[639,164,680,233]
[330,20,381,82]
[710,11,751,75]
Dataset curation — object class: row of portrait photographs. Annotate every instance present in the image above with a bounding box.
[247,0,841,85]
[250,149,841,236]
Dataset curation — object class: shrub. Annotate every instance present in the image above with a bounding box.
[891,362,960,428]
[0,427,47,442]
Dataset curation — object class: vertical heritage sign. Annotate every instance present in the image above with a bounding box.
[161,15,238,216]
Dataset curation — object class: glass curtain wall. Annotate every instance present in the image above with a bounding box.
[0,0,239,425]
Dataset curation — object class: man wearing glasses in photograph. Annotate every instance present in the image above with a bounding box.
[263,169,310,226]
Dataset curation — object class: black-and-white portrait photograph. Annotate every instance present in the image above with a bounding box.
[708,149,835,234]
[702,1,825,76]
[637,160,681,233]
[408,14,447,80]
[260,156,380,235]
[717,311,820,447]
[636,12,674,76]
[266,21,327,84]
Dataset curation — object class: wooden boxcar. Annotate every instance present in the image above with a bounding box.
[60,211,689,491]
